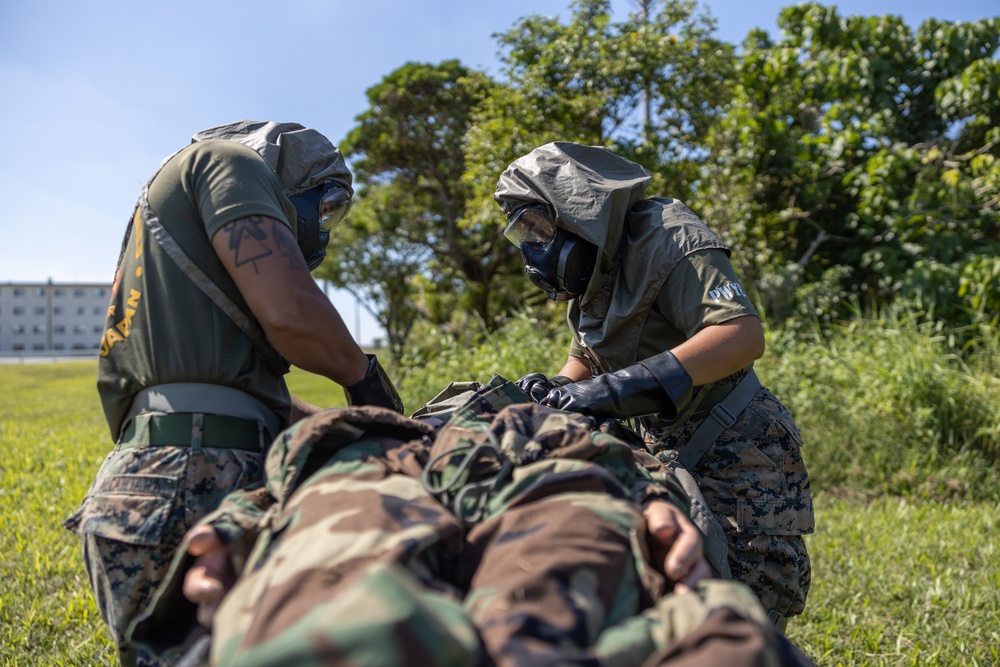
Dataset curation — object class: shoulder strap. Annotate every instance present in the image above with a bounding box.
[136,184,290,376]
[677,369,761,470]
[112,149,183,279]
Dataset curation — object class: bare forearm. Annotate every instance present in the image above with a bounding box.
[290,395,324,422]
[557,355,593,382]
[211,215,369,388]
[670,315,764,386]
[260,288,369,387]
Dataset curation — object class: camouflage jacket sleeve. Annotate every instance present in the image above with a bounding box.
[197,483,275,576]
[592,417,692,515]
[634,452,693,513]
[423,380,694,526]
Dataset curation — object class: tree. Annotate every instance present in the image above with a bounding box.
[696,6,1000,330]
[467,0,734,199]
[318,183,428,360]
[321,60,521,356]
[461,0,736,328]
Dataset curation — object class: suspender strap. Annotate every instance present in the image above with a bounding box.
[138,186,290,377]
[677,370,761,470]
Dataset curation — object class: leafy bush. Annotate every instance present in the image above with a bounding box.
[395,311,571,410]
[398,309,1000,501]
[758,313,999,500]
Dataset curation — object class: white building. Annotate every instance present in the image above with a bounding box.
[0,281,111,355]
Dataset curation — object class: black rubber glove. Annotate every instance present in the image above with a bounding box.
[515,373,573,403]
[344,354,404,414]
[539,350,692,419]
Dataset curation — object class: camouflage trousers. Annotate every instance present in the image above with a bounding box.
[643,386,814,619]
[205,443,795,667]
[63,413,265,667]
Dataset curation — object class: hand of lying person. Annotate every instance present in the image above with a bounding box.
[182,525,236,627]
[642,499,711,594]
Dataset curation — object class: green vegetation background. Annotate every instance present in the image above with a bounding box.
[1,313,997,666]
[3,3,996,664]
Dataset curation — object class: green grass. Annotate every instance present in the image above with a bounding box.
[2,360,998,666]
[0,363,343,666]
[0,360,116,666]
[762,316,1000,502]
[796,498,1000,666]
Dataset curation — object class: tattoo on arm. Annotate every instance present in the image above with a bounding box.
[223,216,274,275]
[271,219,303,269]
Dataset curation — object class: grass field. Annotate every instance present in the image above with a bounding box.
[1,361,997,666]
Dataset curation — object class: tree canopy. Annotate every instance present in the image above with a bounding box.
[327,2,999,359]
[317,60,514,354]
[696,7,999,330]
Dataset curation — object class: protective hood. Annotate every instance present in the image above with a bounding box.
[496,142,729,371]
[494,142,651,313]
[192,120,353,197]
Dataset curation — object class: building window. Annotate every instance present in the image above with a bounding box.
[12,324,25,334]
[54,289,64,297]
[54,306,64,315]
[94,287,107,297]
[74,288,87,297]
[93,306,103,315]
[75,306,86,315]
[32,343,45,351]
[34,287,46,297]
[53,325,66,334]
[33,324,46,334]
[93,325,104,334]
[13,306,25,316]
[13,288,24,297]
[13,343,24,351]
[54,343,65,350]
[34,306,46,315]
[73,324,87,334]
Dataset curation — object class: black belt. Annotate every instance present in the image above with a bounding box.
[118,413,266,452]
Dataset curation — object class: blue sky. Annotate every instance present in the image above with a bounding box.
[1,0,995,344]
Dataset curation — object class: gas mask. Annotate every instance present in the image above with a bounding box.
[288,181,353,270]
[503,204,597,301]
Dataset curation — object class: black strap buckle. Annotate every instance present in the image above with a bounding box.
[708,403,737,430]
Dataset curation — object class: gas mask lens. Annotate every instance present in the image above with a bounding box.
[319,185,353,232]
[504,204,556,247]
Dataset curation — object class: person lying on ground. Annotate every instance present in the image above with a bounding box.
[131,376,817,667]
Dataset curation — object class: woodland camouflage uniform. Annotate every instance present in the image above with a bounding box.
[132,377,816,667]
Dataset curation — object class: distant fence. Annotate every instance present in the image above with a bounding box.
[0,349,98,364]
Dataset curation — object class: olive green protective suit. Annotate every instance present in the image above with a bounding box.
[495,143,814,622]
